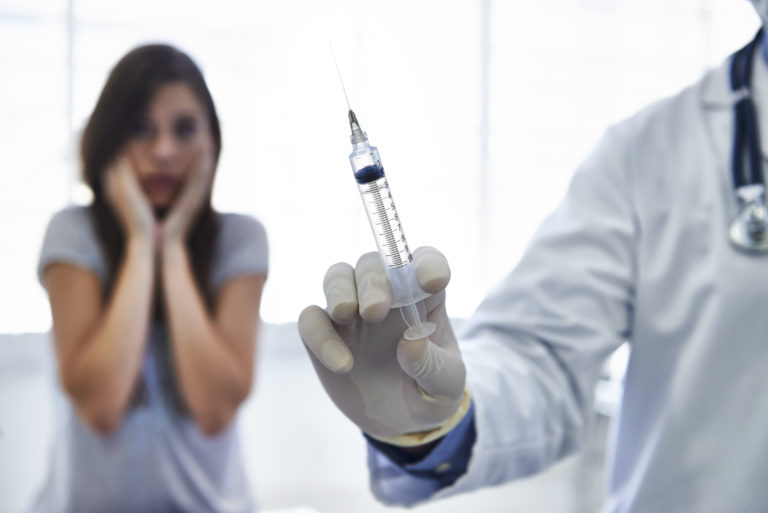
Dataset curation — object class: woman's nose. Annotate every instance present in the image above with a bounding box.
[151,131,177,164]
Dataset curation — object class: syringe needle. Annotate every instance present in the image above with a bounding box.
[329,42,352,110]
[333,49,435,338]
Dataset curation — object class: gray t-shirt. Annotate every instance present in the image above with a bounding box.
[31,206,268,513]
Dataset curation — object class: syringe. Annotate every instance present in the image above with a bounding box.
[346,110,434,338]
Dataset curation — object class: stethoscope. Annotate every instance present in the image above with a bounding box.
[729,29,768,252]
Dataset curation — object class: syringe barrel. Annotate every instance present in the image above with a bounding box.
[349,139,384,183]
[385,260,429,308]
[350,141,429,308]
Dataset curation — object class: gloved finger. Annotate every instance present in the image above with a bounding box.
[355,252,392,323]
[413,246,451,294]
[323,262,358,324]
[298,305,354,374]
[397,332,466,400]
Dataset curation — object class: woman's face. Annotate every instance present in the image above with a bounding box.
[124,81,213,211]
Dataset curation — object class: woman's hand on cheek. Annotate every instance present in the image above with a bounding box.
[105,155,156,239]
[159,142,215,247]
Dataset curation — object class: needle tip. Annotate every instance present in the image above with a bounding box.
[329,43,352,110]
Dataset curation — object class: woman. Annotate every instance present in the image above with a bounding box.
[32,44,267,512]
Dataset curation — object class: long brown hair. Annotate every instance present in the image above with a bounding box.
[81,44,221,312]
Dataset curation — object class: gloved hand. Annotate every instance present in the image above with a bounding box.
[298,247,470,446]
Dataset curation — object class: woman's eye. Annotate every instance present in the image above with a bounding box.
[175,117,198,139]
[130,119,154,139]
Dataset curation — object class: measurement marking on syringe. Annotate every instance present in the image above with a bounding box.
[344,100,429,316]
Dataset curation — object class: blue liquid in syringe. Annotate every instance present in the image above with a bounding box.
[354,164,385,184]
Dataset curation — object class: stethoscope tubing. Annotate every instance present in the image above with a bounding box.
[728,29,768,253]
[731,29,764,189]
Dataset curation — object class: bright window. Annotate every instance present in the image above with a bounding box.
[0,0,759,332]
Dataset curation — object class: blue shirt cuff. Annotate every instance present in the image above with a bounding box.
[365,400,476,487]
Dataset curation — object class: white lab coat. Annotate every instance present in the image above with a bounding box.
[369,51,768,512]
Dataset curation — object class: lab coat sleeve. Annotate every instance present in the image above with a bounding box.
[368,124,637,505]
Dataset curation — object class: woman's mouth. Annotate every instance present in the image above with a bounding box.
[142,173,180,195]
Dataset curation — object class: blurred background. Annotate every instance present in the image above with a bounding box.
[0,0,759,512]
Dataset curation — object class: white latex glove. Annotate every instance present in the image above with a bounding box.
[298,247,469,446]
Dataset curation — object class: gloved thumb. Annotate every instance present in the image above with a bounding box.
[396,332,466,401]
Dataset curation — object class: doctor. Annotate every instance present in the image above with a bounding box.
[299,2,768,511]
